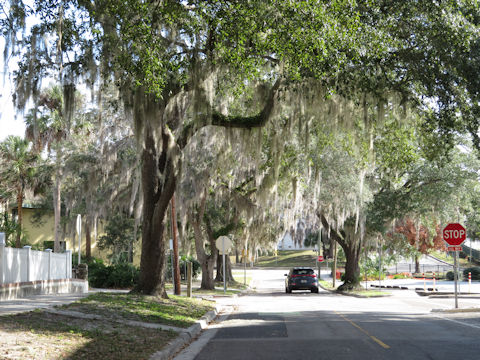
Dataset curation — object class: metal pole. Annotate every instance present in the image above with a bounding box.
[171,196,181,295]
[365,250,368,290]
[317,232,322,278]
[244,242,247,285]
[187,262,192,298]
[454,251,458,309]
[332,240,337,288]
[76,214,81,265]
[170,250,174,286]
[378,238,382,287]
[470,238,473,265]
[223,238,226,294]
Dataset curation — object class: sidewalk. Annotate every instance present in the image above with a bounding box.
[0,288,128,315]
[0,283,244,316]
[364,278,480,293]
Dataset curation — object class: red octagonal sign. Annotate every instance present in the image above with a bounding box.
[443,223,466,246]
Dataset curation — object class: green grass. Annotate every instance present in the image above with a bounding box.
[61,292,215,328]
[430,251,472,267]
[232,272,253,287]
[193,288,240,296]
[344,290,391,297]
[319,279,337,290]
[0,306,176,359]
[319,280,390,297]
[256,250,318,267]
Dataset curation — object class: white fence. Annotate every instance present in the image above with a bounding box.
[0,233,72,285]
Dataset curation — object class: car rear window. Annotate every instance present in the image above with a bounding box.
[293,269,314,275]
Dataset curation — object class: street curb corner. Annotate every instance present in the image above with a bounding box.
[149,305,221,360]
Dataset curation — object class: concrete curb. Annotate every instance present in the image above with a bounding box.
[149,304,222,360]
[0,279,88,301]
[431,307,480,313]
[318,283,392,298]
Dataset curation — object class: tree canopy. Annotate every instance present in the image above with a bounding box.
[2,0,480,294]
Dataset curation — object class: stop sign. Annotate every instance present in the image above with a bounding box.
[443,223,466,246]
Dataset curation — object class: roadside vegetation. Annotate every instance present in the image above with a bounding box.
[0,293,214,359]
[0,310,175,360]
[61,293,215,328]
[1,0,480,300]
[256,250,318,268]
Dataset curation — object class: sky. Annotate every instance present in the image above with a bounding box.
[0,35,25,142]
[0,92,25,142]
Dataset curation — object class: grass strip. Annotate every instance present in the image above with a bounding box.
[61,292,215,328]
[256,250,318,267]
[0,310,176,360]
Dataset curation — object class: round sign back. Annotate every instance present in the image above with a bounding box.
[215,236,232,253]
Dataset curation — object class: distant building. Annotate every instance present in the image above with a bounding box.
[277,219,316,250]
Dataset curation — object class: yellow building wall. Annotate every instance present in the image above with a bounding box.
[22,208,142,266]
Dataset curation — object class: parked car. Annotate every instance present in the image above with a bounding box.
[285,267,319,293]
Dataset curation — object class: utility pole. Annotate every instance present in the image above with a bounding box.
[317,231,322,278]
[332,240,337,288]
[171,195,181,295]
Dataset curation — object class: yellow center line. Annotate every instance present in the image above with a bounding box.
[334,311,390,349]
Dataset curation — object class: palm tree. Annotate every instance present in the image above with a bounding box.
[0,136,39,247]
[25,85,70,253]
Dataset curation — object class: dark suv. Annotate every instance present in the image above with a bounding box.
[285,267,319,293]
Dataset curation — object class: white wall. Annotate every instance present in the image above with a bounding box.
[0,235,72,285]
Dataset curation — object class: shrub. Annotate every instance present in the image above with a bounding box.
[87,258,139,289]
[446,271,455,281]
[463,267,480,281]
[393,272,411,279]
[166,255,201,281]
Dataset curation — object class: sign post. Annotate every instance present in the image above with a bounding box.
[76,214,82,265]
[216,236,232,294]
[317,255,324,279]
[443,223,466,309]
[169,239,174,286]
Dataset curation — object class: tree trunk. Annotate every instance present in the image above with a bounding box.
[191,190,217,290]
[200,253,216,289]
[415,255,420,274]
[135,126,176,297]
[53,169,62,253]
[194,221,217,290]
[338,242,362,291]
[215,253,234,282]
[318,211,362,291]
[134,81,280,295]
[15,187,23,248]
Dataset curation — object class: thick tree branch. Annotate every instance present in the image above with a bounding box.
[177,79,281,149]
[318,210,347,250]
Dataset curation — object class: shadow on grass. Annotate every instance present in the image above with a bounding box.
[0,310,176,360]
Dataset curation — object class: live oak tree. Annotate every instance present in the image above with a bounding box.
[76,1,369,296]
[3,1,480,296]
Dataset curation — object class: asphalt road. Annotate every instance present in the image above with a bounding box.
[175,269,480,360]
